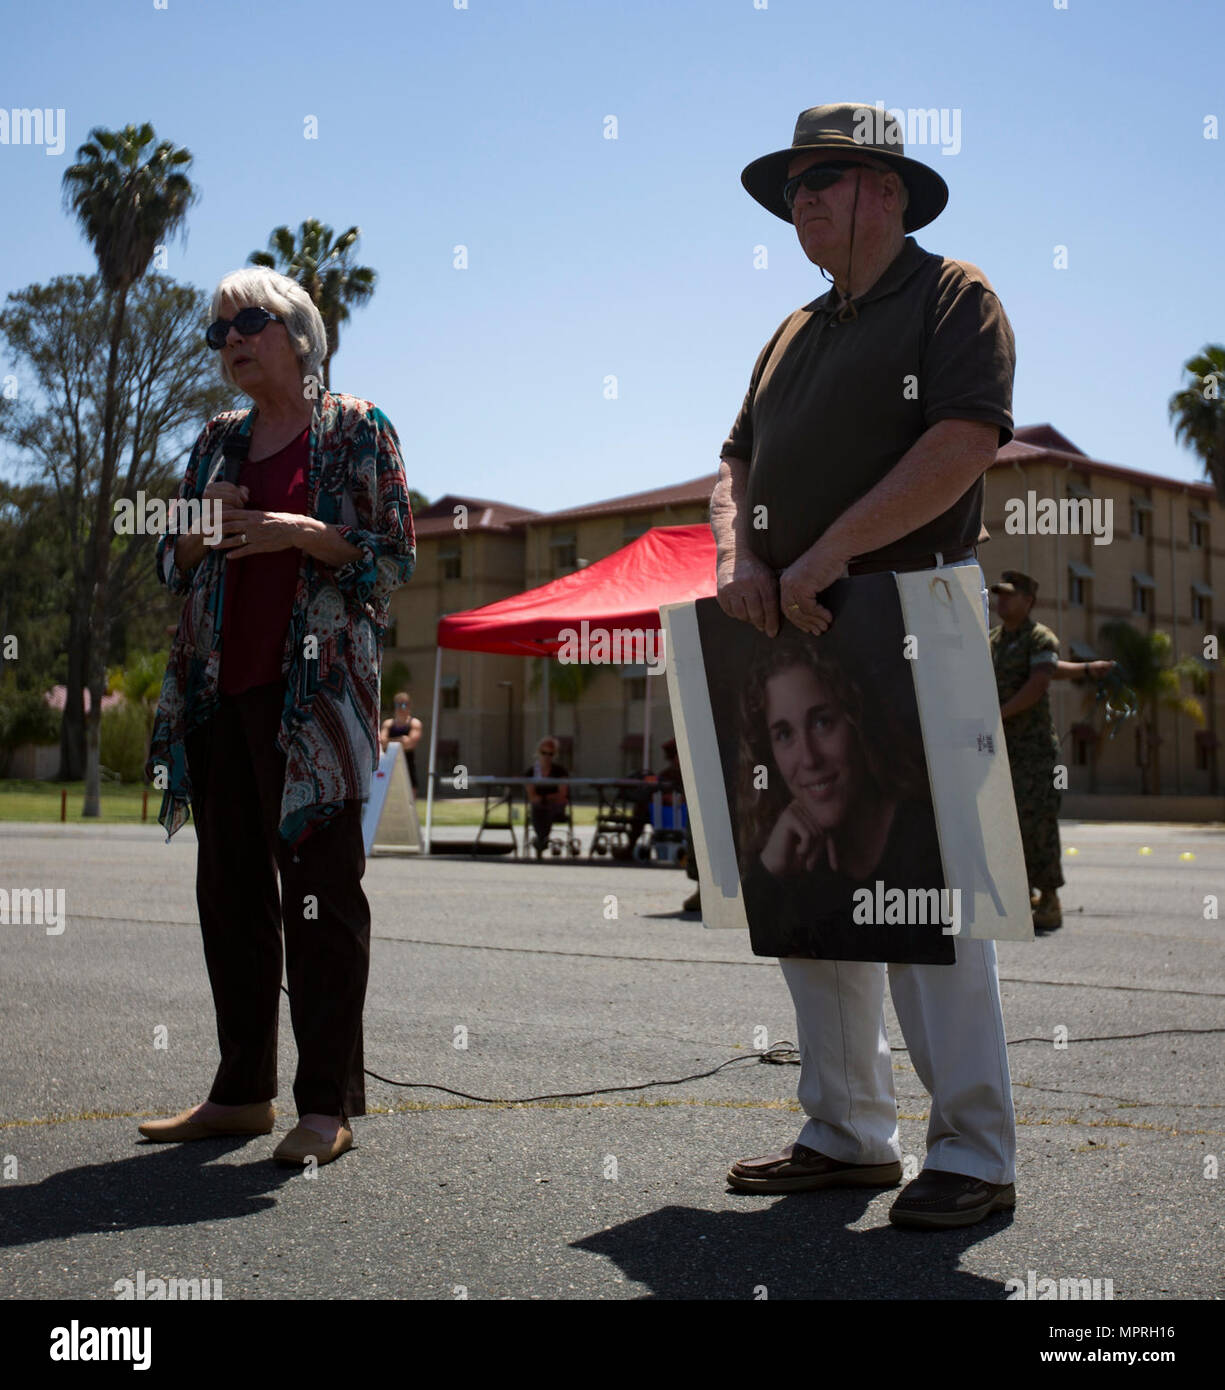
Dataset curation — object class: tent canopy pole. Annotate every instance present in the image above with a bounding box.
[423,645,443,853]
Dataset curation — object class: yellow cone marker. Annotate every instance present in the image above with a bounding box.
[1065,847,1079,856]
[1180,851,1195,862]
[1139,846,1152,855]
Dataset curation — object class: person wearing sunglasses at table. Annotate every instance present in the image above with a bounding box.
[141,266,415,1167]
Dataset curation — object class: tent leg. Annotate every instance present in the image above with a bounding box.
[424,647,442,854]
[542,657,550,738]
[643,659,654,770]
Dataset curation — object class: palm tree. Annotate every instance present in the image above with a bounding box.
[248,220,376,390]
[1097,621,1204,794]
[1169,345,1225,504]
[62,123,196,816]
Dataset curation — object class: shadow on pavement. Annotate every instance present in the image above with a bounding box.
[0,1138,298,1248]
[573,1192,1013,1299]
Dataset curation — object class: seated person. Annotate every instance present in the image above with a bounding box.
[525,737,569,855]
[617,738,685,859]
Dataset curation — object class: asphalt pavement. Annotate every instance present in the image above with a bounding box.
[1,818,1222,1301]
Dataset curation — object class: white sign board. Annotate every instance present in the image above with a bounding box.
[661,565,1032,953]
[362,742,421,855]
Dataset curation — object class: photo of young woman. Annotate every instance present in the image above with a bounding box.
[732,634,954,964]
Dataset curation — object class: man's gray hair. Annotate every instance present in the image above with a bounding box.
[211,266,326,388]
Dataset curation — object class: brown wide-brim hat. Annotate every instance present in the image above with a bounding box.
[741,102,949,233]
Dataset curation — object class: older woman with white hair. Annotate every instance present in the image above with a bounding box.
[141,266,415,1166]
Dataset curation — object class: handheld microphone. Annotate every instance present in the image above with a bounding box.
[221,432,251,485]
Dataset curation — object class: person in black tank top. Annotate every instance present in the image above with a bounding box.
[379,691,423,793]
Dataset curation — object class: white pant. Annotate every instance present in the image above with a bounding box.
[777,560,1015,1185]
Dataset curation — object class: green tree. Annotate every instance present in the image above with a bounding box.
[0,477,72,699]
[1169,345,1225,504]
[61,122,197,814]
[248,220,376,390]
[1097,621,1204,795]
[108,648,169,736]
[0,273,233,780]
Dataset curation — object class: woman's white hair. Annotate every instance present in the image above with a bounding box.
[210,266,327,388]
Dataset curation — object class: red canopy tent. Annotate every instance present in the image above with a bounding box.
[423,523,717,848]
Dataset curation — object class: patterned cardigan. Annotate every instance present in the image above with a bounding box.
[146,390,416,847]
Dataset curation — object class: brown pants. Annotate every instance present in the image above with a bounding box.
[185,680,370,1120]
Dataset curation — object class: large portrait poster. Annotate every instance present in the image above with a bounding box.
[661,566,1032,963]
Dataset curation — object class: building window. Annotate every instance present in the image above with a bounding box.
[441,675,460,710]
[550,532,577,574]
[1069,574,1085,606]
[1190,516,1208,549]
[1132,580,1153,616]
[1130,500,1151,537]
[1192,589,1212,624]
[626,677,646,702]
[384,617,399,647]
[623,519,650,543]
[440,548,461,580]
[1072,731,1093,767]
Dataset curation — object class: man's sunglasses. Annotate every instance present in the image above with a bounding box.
[782,160,881,211]
[205,306,285,350]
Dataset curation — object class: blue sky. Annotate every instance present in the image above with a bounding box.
[1,0,1221,512]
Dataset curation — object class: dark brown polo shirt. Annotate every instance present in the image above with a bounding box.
[722,236,1015,572]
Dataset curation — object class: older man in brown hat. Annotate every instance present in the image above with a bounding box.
[712,102,1018,1228]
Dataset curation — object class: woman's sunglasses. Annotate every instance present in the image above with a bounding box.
[782,160,879,211]
[205,305,284,350]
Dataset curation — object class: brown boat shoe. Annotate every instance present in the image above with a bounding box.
[889,1168,1016,1229]
[728,1141,902,1193]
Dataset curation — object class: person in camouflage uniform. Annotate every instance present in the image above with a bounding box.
[989,571,1065,930]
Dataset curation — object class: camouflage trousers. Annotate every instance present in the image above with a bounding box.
[1010,752,1065,891]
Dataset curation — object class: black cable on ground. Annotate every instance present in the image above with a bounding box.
[277,985,1225,1106]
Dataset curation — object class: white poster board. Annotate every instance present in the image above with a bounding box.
[896,565,1032,940]
[661,566,1032,949]
[362,742,421,855]
[662,600,748,931]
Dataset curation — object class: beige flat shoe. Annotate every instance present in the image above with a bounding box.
[272,1122,354,1166]
[138,1101,275,1142]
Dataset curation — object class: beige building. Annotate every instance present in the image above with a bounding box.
[983,426,1220,797]
[385,426,1222,798]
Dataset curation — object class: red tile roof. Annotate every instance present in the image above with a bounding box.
[995,434,1214,499]
[526,474,717,525]
[412,494,541,538]
[410,427,1216,543]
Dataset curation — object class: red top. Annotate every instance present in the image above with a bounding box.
[220,428,310,695]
